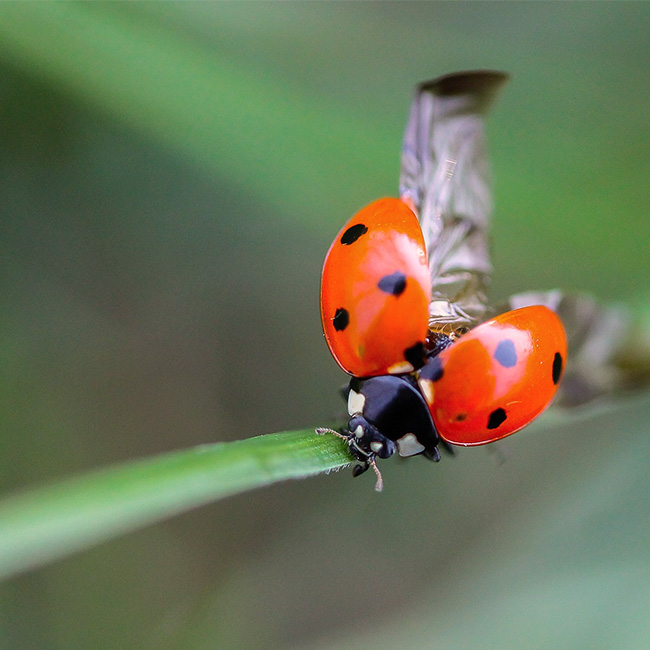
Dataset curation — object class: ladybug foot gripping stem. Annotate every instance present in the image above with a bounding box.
[315,427,384,492]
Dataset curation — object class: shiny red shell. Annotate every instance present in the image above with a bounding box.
[320,198,431,377]
[418,305,567,446]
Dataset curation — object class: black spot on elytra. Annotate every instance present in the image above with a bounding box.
[419,356,444,382]
[455,413,467,422]
[494,339,518,368]
[404,341,426,369]
[378,271,407,296]
[552,352,564,385]
[333,308,349,331]
[487,407,507,430]
[340,223,368,245]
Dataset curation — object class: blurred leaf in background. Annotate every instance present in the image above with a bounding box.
[0,3,648,650]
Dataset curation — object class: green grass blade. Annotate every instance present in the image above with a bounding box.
[0,430,351,581]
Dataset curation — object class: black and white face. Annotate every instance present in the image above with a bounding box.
[346,414,396,461]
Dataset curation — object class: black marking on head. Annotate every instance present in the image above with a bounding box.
[333,308,349,331]
[377,271,407,296]
[404,341,426,369]
[552,352,564,385]
[419,356,444,382]
[340,223,368,245]
[487,407,507,430]
[494,339,518,368]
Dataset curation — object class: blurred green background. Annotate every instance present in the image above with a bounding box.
[1,3,649,649]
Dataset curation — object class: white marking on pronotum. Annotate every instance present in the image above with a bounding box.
[396,433,425,457]
[347,389,365,416]
[354,424,364,439]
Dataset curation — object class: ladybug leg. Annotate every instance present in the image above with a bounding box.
[315,426,370,480]
[316,427,384,491]
[422,446,441,462]
[422,441,456,461]
[351,462,369,477]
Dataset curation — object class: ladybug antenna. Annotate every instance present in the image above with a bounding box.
[315,426,348,440]
[369,457,384,492]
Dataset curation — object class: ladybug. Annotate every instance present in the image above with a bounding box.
[317,71,567,490]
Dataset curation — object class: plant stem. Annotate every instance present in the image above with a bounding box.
[0,430,352,581]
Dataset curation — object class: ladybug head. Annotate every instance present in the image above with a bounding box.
[346,415,397,461]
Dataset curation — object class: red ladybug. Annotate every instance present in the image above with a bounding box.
[318,71,567,490]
